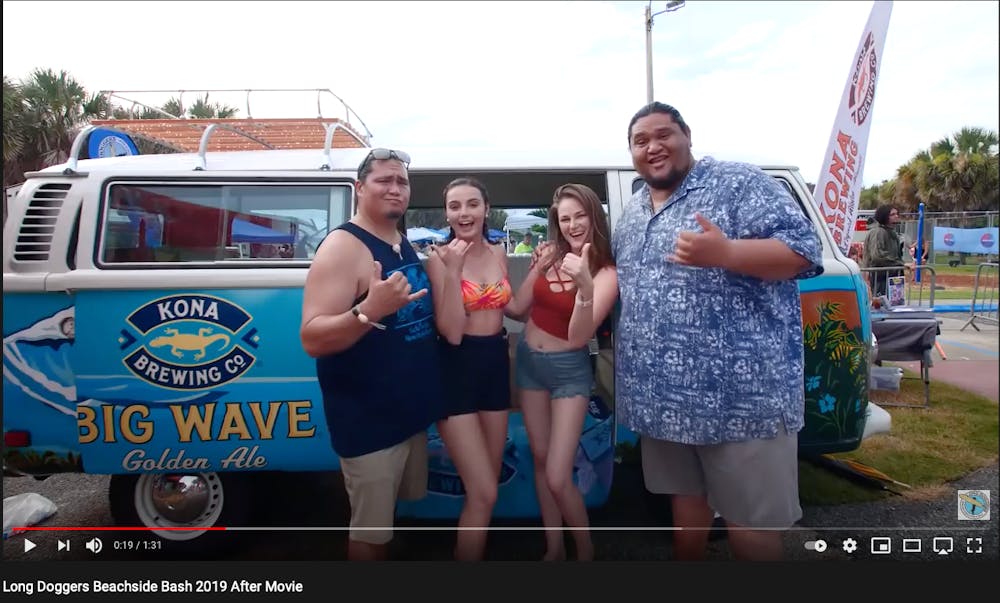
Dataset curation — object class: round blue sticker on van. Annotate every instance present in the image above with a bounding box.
[88,128,140,158]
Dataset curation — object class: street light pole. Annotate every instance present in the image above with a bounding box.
[645,3,654,104]
[645,1,686,105]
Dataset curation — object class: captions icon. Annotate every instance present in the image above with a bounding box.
[932,537,953,555]
[85,537,103,554]
[870,536,891,554]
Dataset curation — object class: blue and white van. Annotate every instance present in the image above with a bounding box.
[2,125,881,548]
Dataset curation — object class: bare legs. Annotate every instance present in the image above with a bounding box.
[669,495,785,561]
[669,495,714,561]
[726,524,784,560]
[437,410,509,561]
[347,540,388,561]
[520,390,592,561]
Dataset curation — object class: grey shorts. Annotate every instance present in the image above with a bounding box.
[514,337,592,400]
[641,428,802,528]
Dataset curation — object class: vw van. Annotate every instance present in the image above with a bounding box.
[2,125,878,548]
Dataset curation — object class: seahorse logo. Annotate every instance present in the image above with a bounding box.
[120,294,257,391]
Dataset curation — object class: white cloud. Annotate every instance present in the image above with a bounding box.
[3,0,997,188]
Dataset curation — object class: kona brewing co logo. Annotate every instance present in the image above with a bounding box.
[119,294,258,390]
[848,31,878,127]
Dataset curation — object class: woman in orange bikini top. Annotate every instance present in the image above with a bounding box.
[422,177,517,562]
[460,267,513,313]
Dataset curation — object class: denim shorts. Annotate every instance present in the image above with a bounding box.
[514,337,593,400]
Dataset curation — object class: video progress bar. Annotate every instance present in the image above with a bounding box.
[12,526,997,533]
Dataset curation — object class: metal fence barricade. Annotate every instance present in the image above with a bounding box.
[860,265,936,309]
[961,262,999,331]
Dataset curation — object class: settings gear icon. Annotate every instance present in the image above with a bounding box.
[842,538,858,553]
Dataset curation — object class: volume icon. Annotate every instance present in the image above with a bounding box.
[85,537,103,554]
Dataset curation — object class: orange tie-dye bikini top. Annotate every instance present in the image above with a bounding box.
[461,249,513,313]
[461,276,512,312]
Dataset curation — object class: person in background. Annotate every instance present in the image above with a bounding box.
[424,177,514,561]
[909,239,930,266]
[505,183,618,561]
[514,232,535,254]
[862,204,910,297]
[300,148,442,561]
[614,102,823,561]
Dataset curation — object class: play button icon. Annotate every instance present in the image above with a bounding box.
[24,539,37,553]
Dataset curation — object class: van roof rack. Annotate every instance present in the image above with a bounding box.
[100,88,373,138]
[67,88,374,172]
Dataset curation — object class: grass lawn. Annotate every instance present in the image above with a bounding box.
[929,256,998,275]
[930,288,975,300]
[799,372,999,505]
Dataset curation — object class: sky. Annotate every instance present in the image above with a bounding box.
[3,0,998,187]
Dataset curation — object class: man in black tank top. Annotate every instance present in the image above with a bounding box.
[301,149,444,560]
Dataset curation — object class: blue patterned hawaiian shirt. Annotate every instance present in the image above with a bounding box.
[612,157,823,445]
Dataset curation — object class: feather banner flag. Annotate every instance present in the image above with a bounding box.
[815,1,893,253]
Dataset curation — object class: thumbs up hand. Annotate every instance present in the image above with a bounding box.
[561,243,593,289]
[362,260,428,322]
[668,213,733,269]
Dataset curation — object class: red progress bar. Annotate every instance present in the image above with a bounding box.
[13,526,227,531]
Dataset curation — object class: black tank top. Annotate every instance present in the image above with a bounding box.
[316,222,443,457]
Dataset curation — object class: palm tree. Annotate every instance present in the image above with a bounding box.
[3,69,108,185]
[887,127,999,215]
[924,129,999,214]
[185,93,239,119]
[858,183,881,210]
[107,93,239,120]
[18,68,108,170]
[3,75,28,186]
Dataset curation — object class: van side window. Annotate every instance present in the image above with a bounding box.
[98,183,351,265]
[631,177,645,195]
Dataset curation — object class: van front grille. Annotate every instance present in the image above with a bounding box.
[13,183,71,262]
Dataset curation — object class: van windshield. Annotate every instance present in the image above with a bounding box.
[99,183,351,264]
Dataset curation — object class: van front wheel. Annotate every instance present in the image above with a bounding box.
[109,472,251,554]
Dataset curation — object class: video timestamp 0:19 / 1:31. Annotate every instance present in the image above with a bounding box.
[114,539,163,551]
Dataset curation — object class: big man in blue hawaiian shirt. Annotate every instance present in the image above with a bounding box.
[613,103,823,561]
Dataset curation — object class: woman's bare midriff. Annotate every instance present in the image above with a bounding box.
[464,308,505,337]
[521,319,578,352]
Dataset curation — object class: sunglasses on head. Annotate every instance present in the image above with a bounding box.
[359,148,411,174]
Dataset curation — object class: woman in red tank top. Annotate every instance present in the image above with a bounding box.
[504,183,618,561]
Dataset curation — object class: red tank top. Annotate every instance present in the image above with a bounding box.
[530,271,577,340]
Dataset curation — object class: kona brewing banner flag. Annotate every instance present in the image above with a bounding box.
[815,1,893,253]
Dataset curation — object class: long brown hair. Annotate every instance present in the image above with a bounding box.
[544,183,614,275]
